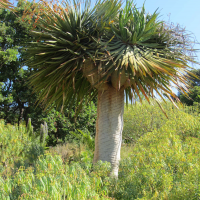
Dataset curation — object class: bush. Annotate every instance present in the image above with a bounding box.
[1,102,200,199]
[0,121,112,199]
[123,101,180,143]
[0,153,114,200]
[43,101,97,146]
[0,120,45,175]
[115,111,200,199]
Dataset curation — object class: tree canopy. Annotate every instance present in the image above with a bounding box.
[26,0,198,113]
[179,69,200,106]
[0,1,97,146]
[0,0,35,124]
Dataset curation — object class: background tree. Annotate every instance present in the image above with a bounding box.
[188,69,200,87]
[26,0,198,177]
[43,100,97,146]
[0,0,34,125]
[0,0,97,145]
[179,69,200,106]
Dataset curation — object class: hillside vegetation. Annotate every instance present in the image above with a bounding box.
[0,102,200,199]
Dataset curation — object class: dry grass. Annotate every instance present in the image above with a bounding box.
[48,143,88,163]
[121,144,135,160]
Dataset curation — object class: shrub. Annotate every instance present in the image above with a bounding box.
[1,102,200,199]
[0,121,111,199]
[115,111,200,199]
[123,101,178,143]
[0,120,45,176]
[43,101,97,146]
[0,153,113,200]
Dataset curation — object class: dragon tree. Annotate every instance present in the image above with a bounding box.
[26,0,198,177]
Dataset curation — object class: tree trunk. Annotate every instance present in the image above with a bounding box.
[93,86,124,178]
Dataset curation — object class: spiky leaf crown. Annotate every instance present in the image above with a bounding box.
[26,0,198,112]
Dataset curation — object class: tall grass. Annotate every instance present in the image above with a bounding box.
[0,120,45,175]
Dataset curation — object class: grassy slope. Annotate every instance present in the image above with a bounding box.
[0,102,200,199]
[118,109,200,199]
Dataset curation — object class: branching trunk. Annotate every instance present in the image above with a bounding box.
[94,86,124,178]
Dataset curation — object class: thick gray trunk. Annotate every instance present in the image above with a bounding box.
[93,87,124,177]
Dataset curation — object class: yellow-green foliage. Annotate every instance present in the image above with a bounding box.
[0,154,113,199]
[0,121,31,170]
[1,102,200,200]
[0,121,112,199]
[123,101,169,142]
[123,101,199,143]
[0,120,45,172]
[116,111,200,199]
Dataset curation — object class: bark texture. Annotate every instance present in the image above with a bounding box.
[82,60,109,90]
[94,86,124,177]
[82,60,130,90]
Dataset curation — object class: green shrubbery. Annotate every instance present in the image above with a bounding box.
[1,101,200,199]
[0,121,45,173]
[123,101,200,143]
[0,120,112,199]
[116,111,200,199]
[1,155,113,199]
[42,101,97,146]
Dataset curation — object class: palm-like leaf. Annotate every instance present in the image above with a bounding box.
[27,0,198,112]
[97,2,198,106]
[27,0,121,110]
[0,0,14,10]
